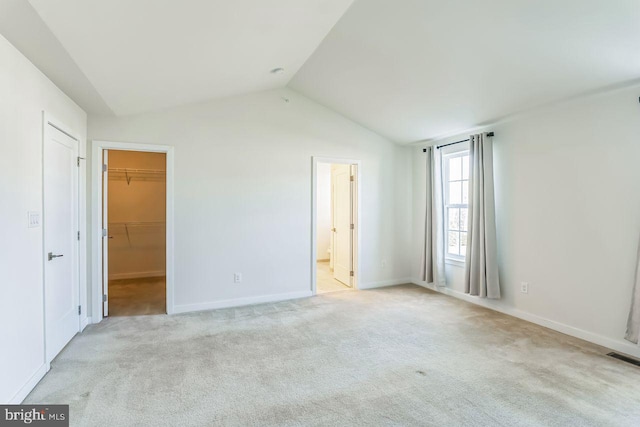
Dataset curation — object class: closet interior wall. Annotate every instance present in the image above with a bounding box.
[108,150,166,280]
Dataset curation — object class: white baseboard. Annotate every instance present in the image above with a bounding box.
[109,270,165,280]
[411,278,640,359]
[80,316,91,331]
[9,363,48,404]
[359,278,412,290]
[173,290,314,314]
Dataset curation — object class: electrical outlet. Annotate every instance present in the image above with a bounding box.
[234,273,242,283]
[521,282,529,294]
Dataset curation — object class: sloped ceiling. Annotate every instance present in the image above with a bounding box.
[290,0,640,143]
[3,1,640,143]
[0,0,113,115]
[26,0,354,116]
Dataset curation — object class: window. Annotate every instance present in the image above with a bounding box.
[444,151,469,260]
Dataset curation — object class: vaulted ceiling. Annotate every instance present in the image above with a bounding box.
[2,0,639,143]
[26,0,354,116]
[290,0,640,143]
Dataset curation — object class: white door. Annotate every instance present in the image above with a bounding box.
[102,150,109,317]
[331,164,352,286]
[44,123,79,363]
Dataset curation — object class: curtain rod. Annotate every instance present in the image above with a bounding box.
[423,132,494,152]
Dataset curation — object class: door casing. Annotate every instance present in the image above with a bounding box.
[91,140,175,321]
[311,157,360,295]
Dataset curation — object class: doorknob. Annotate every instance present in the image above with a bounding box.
[48,252,64,261]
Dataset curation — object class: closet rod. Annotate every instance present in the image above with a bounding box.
[108,168,165,174]
[108,221,166,226]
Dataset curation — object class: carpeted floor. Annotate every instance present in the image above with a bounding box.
[26,285,640,426]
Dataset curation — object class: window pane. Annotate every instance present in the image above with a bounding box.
[462,181,469,204]
[460,208,468,231]
[448,208,460,231]
[449,181,461,204]
[460,232,468,256]
[448,231,459,255]
[462,155,469,180]
[449,156,462,181]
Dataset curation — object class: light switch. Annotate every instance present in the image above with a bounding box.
[28,211,40,228]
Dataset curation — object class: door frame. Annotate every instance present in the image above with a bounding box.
[91,140,175,320]
[311,156,360,295]
[42,113,84,365]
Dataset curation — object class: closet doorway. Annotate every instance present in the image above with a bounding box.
[312,157,360,294]
[102,150,166,316]
[92,141,174,320]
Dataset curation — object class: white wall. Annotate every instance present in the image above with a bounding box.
[412,85,640,357]
[0,34,87,403]
[88,88,412,314]
[316,163,331,261]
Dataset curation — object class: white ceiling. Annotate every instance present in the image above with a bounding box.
[290,0,640,143]
[27,0,354,116]
[0,0,113,115]
[7,1,640,142]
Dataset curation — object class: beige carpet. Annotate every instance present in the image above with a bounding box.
[26,285,640,426]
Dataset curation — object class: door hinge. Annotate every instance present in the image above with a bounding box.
[350,224,354,230]
[102,164,107,172]
[78,305,81,315]
[350,271,354,277]
[102,228,107,238]
[77,231,81,241]
[103,294,107,302]
[350,175,354,182]
[77,156,85,167]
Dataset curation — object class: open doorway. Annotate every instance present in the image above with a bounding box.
[103,150,166,316]
[313,158,359,294]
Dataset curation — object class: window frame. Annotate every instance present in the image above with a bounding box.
[442,148,470,263]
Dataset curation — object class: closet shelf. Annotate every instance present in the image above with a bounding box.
[107,222,165,247]
[108,168,166,184]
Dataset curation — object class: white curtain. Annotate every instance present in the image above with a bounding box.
[464,133,500,298]
[421,146,446,286]
[625,237,640,343]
